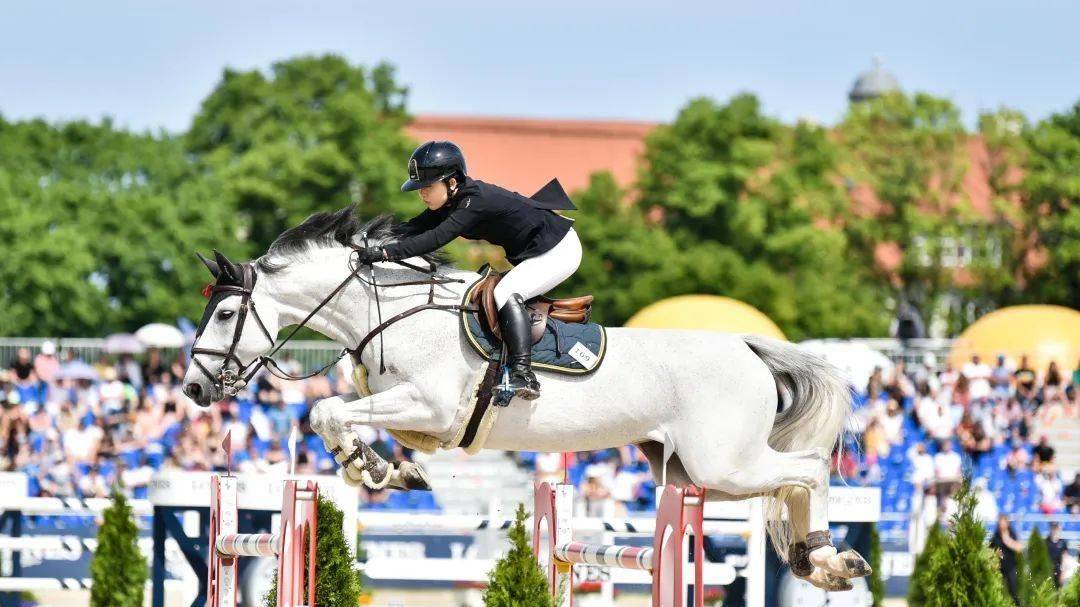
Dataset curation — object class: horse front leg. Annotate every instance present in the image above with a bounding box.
[310,384,433,491]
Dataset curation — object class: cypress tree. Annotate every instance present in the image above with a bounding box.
[265,492,363,607]
[1058,570,1080,606]
[1021,527,1056,606]
[869,524,885,607]
[89,487,148,607]
[923,482,1013,607]
[483,504,556,607]
[908,520,945,607]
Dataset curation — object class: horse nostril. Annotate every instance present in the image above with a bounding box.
[184,383,202,400]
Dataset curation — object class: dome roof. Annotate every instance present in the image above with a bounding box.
[949,305,1079,375]
[624,295,786,340]
[849,59,901,102]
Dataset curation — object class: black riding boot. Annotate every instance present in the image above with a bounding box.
[498,294,541,400]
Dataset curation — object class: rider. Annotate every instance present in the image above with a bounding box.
[358,140,581,400]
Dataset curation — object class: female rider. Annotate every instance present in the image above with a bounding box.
[357,140,582,400]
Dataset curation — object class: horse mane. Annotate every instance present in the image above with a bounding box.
[256,205,448,274]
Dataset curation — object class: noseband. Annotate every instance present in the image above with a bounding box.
[190,263,276,395]
[189,247,476,399]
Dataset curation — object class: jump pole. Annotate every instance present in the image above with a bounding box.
[534,482,705,607]
[207,476,318,607]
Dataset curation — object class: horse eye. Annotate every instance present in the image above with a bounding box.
[217,309,235,321]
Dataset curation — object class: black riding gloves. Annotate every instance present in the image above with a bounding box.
[357,247,388,265]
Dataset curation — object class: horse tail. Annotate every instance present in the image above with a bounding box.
[742,335,853,560]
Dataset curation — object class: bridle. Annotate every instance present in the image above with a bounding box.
[189,246,475,398]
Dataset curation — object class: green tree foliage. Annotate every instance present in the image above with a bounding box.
[1060,571,1080,606]
[923,482,1012,607]
[557,171,682,324]
[264,492,363,607]
[869,524,885,607]
[908,519,945,607]
[89,487,148,607]
[619,94,887,338]
[836,92,996,334]
[1020,101,1080,307]
[1021,527,1057,607]
[188,55,416,253]
[0,116,236,335]
[483,504,555,607]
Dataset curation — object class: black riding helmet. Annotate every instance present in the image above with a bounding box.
[401,140,467,192]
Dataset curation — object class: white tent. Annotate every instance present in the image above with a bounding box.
[798,339,894,393]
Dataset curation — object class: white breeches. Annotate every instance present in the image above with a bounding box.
[494,228,582,308]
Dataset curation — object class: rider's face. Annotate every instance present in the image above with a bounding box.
[419,178,454,210]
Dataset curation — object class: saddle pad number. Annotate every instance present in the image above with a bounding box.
[568,342,599,369]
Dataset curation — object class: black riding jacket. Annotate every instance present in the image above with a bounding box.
[383,177,574,265]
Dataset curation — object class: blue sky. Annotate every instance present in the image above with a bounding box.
[1,0,1077,132]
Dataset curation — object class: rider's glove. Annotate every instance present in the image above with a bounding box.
[357,247,387,265]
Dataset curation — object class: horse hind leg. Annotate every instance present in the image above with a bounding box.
[783,451,872,582]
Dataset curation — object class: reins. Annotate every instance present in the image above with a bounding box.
[191,245,476,396]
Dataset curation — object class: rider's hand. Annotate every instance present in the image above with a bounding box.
[357,247,387,264]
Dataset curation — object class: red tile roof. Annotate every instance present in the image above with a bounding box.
[405,115,656,195]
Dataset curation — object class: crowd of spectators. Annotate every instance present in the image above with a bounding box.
[3,340,1078,525]
[0,342,412,507]
[525,351,1080,528]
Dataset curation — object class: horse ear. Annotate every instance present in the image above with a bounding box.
[213,249,241,284]
[196,252,220,278]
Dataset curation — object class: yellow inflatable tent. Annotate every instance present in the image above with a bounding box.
[949,305,1079,375]
[624,295,786,340]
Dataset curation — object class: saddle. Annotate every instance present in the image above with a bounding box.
[470,267,593,344]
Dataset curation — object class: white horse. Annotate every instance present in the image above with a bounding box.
[181,209,870,590]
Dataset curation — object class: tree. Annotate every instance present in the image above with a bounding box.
[1021,527,1057,607]
[836,92,1002,335]
[187,55,417,254]
[89,487,148,607]
[869,524,885,607]
[0,117,238,335]
[908,519,945,607]
[923,482,1012,607]
[1059,571,1080,606]
[1019,101,1080,308]
[626,94,887,338]
[264,492,363,607]
[483,504,555,607]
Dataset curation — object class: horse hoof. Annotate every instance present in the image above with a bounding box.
[799,568,853,592]
[833,550,872,579]
[393,461,432,491]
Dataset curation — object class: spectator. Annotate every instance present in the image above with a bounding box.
[1042,361,1065,403]
[141,348,168,386]
[1033,435,1055,471]
[33,341,60,385]
[878,399,905,448]
[951,374,972,409]
[933,440,963,498]
[1014,355,1038,404]
[1065,473,1080,514]
[582,467,614,517]
[865,367,884,402]
[990,354,1012,396]
[1046,522,1067,588]
[957,412,991,465]
[8,348,36,384]
[1005,441,1031,476]
[1035,466,1065,513]
[961,354,992,401]
[990,515,1025,605]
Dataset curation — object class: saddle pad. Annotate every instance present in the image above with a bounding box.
[460,280,607,375]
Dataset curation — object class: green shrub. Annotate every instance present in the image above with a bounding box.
[89,488,148,607]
